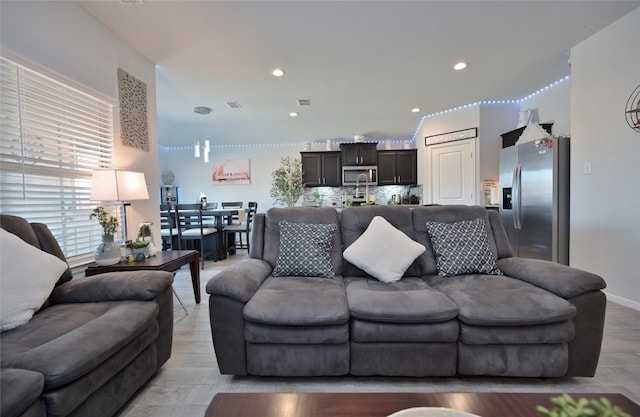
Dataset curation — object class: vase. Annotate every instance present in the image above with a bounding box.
[95,234,121,266]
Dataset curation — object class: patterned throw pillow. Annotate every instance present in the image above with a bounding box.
[426,218,501,277]
[272,220,337,279]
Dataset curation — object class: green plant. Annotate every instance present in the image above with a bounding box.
[137,223,152,240]
[126,240,149,249]
[312,189,323,203]
[90,206,119,236]
[537,394,630,417]
[270,156,304,207]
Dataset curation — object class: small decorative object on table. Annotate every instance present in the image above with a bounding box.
[537,394,631,417]
[90,206,121,266]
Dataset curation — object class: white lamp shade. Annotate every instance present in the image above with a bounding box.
[91,169,149,202]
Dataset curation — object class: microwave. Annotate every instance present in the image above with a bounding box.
[342,166,377,186]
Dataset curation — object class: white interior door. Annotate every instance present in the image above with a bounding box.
[428,138,476,205]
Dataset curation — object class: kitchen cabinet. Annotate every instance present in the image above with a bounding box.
[340,143,378,166]
[377,150,417,185]
[301,151,342,187]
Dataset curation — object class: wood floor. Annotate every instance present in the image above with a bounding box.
[116,251,640,417]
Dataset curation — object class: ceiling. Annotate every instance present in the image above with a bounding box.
[78,1,639,146]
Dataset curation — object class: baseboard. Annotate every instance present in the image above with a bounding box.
[605,291,640,311]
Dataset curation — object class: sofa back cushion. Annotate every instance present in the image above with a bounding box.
[412,205,502,276]
[263,207,343,276]
[341,206,422,277]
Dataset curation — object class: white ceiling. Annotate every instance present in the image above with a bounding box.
[78,1,639,146]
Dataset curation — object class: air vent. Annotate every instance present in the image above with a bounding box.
[298,99,311,107]
[194,106,212,115]
[226,100,242,109]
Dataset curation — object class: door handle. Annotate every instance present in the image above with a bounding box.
[512,164,522,230]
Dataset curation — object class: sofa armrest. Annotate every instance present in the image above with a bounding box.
[0,368,45,417]
[49,271,174,304]
[497,257,606,299]
[206,258,272,303]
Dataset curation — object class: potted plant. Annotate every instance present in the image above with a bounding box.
[90,206,121,266]
[270,156,304,207]
[127,223,154,259]
[537,394,630,417]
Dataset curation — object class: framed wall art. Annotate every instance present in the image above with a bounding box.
[212,159,251,185]
[118,68,149,151]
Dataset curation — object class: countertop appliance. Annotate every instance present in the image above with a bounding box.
[499,136,569,264]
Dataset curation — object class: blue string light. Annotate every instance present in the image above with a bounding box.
[159,75,569,152]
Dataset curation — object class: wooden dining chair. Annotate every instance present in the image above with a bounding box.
[160,204,180,250]
[221,201,243,224]
[176,203,218,269]
[223,201,257,253]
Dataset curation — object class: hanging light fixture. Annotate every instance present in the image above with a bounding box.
[203,137,210,163]
[194,140,200,158]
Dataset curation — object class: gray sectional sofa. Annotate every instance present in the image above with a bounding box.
[206,205,607,378]
[0,215,174,417]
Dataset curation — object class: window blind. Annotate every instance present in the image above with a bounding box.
[0,57,114,267]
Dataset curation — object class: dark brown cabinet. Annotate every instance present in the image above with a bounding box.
[377,150,417,185]
[301,151,342,187]
[340,143,378,166]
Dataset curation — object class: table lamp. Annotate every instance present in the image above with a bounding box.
[91,169,150,243]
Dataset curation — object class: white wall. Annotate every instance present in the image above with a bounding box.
[1,1,161,241]
[570,8,640,309]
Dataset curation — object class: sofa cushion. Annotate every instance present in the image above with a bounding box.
[426,274,576,326]
[243,276,349,326]
[345,276,458,323]
[0,229,69,331]
[343,216,426,283]
[426,218,501,277]
[460,320,575,345]
[0,301,158,389]
[272,220,337,279]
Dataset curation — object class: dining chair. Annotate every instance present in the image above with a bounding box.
[160,204,180,250]
[176,203,218,269]
[223,201,257,253]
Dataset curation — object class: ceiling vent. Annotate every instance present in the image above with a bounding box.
[194,106,212,115]
[298,99,311,107]
[226,100,242,109]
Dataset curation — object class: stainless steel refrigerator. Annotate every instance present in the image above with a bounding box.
[499,136,570,264]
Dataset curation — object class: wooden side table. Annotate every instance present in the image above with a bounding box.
[85,250,201,304]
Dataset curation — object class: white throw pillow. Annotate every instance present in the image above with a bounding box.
[0,228,69,331]
[343,216,426,283]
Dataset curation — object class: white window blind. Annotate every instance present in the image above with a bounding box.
[0,56,114,267]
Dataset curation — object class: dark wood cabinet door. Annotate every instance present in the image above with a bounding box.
[359,144,378,165]
[301,153,322,186]
[395,150,417,184]
[377,151,397,185]
[321,152,342,186]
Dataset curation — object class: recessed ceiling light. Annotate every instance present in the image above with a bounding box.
[289,112,298,117]
[194,106,212,115]
[411,107,421,113]
[272,68,285,77]
[453,62,468,71]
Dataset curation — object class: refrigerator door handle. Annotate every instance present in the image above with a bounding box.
[512,164,522,230]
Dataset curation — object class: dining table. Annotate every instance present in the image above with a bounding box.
[201,207,246,260]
